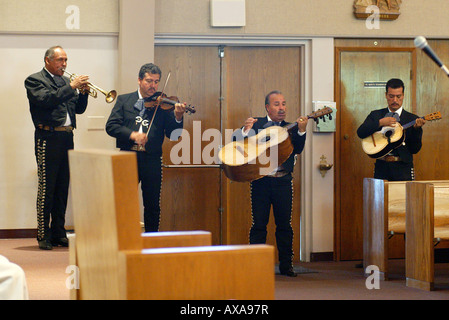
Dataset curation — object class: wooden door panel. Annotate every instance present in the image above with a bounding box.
[223,46,302,262]
[160,168,221,245]
[414,40,449,181]
[155,46,222,243]
[155,46,221,166]
[338,49,413,260]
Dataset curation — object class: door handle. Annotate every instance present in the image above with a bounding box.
[344,134,349,140]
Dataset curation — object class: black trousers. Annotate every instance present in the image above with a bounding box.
[34,129,73,241]
[249,174,294,271]
[374,160,414,181]
[136,152,162,232]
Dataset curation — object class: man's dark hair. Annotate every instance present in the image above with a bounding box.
[44,46,63,62]
[265,90,282,106]
[139,63,161,79]
[386,78,404,93]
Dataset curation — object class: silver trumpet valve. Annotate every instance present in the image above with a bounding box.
[63,70,117,103]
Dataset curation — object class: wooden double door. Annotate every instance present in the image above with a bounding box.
[155,45,303,262]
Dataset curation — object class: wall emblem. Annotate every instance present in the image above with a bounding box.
[354,0,402,20]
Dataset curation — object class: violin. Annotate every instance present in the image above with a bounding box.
[144,92,196,114]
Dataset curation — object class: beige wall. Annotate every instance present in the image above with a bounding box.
[0,34,118,229]
[118,0,155,93]
[3,0,448,38]
[0,0,118,33]
[155,0,449,38]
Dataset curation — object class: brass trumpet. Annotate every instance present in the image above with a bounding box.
[64,70,117,103]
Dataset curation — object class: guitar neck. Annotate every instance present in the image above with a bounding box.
[283,107,333,131]
[401,116,423,130]
[284,114,316,131]
[285,122,298,131]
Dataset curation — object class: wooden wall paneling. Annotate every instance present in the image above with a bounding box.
[414,40,449,180]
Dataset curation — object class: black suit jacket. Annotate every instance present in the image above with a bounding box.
[25,68,88,128]
[233,117,306,174]
[105,91,183,157]
[357,107,423,163]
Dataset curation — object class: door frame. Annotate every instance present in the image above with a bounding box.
[155,34,314,261]
[334,46,417,261]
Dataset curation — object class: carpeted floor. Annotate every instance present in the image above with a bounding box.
[1,238,70,300]
[1,238,449,300]
[274,259,449,300]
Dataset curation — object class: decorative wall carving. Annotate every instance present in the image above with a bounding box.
[354,0,402,20]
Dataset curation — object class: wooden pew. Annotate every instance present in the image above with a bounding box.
[141,230,211,248]
[68,149,274,300]
[68,230,212,300]
[406,182,449,291]
[363,178,449,280]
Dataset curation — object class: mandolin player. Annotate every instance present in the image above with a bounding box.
[357,78,425,181]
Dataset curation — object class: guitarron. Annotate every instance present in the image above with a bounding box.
[219,107,333,182]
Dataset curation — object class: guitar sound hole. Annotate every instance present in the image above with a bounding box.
[260,134,271,143]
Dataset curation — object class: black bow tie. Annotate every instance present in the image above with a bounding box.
[385,111,400,121]
[263,121,281,128]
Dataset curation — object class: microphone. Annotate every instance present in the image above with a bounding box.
[414,36,449,77]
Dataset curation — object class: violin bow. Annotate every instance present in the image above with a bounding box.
[160,71,171,98]
[145,71,171,138]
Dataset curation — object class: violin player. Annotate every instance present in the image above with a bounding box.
[106,63,186,232]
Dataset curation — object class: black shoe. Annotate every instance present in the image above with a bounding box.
[38,240,53,250]
[280,267,297,277]
[51,238,69,247]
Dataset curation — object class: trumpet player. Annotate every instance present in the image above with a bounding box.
[24,45,90,250]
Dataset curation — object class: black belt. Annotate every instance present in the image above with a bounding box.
[130,144,146,152]
[268,170,289,178]
[38,124,74,132]
[378,155,401,162]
